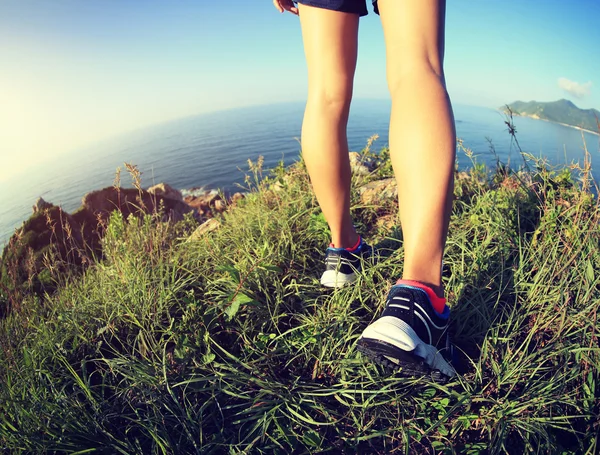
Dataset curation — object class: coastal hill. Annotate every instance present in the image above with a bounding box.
[503,99,599,133]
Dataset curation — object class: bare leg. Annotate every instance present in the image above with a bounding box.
[298,4,360,249]
[378,0,456,297]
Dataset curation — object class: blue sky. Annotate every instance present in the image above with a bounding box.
[0,0,599,181]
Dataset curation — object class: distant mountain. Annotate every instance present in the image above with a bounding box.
[503,99,599,133]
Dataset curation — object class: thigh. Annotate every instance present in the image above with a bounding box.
[377,0,446,77]
[298,3,360,101]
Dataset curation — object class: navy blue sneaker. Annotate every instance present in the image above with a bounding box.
[357,281,456,379]
[320,237,373,288]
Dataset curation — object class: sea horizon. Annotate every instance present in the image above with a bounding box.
[1,100,599,247]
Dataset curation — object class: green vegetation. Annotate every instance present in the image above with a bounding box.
[1,139,599,454]
[504,99,600,133]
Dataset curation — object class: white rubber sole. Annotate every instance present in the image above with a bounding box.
[359,316,456,378]
[320,270,357,288]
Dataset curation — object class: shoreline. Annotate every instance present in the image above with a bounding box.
[509,112,600,137]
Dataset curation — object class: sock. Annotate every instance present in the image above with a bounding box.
[345,236,362,252]
[395,279,447,314]
[330,236,362,252]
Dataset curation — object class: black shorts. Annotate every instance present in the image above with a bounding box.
[296,0,379,17]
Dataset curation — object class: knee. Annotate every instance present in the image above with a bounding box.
[307,83,353,117]
[386,59,446,98]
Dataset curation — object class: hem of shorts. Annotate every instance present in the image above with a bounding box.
[295,1,369,17]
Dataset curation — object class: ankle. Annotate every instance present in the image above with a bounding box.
[398,277,444,299]
[330,231,360,250]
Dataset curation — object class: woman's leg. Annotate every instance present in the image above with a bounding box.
[356,0,456,378]
[298,3,360,249]
[378,0,456,298]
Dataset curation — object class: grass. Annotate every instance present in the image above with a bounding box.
[0,137,599,454]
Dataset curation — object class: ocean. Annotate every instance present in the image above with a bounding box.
[1,100,599,247]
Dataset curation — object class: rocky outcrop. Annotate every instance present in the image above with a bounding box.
[349,152,376,176]
[2,185,195,312]
[1,182,246,316]
[183,191,244,218]
[1,206,87,306]
[187,218,221,242]
[82,187,192,222]
[231,192,245,204]
[358,178,397,205]
[33,197,53,213]
[148,183,183,202]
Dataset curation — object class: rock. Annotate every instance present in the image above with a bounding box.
[183,191,226,219]
[349,152,375,176]
[214,199,226,213]
[231,192,245,203]
[358,178,397,205]
[227,192,246,209]
[1,206,84,301]
[205,192,220,205]
[187,218,221,242]
[147,183,183,202]
[271,181,285,192]
[184,196,207,210]
[376,214,397,231]
[2,184,193,315]
[82,187,192,222]
[32,197,53,213]
[184,192,220,209]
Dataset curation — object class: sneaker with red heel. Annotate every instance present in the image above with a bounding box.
[357,280,456,379]
[320,236,373,288]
